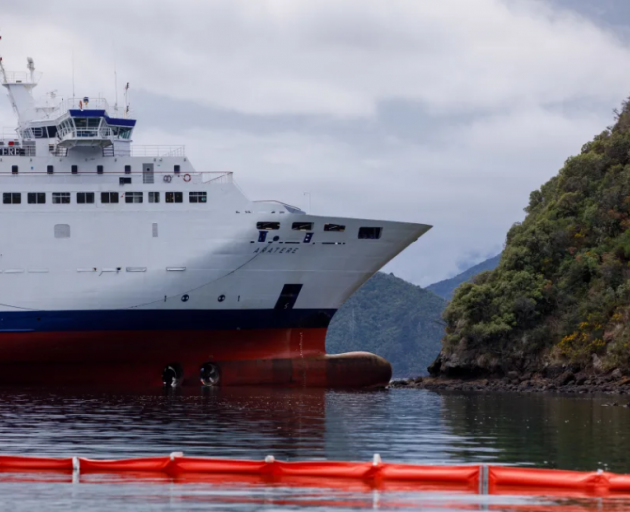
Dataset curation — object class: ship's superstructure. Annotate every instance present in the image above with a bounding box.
[0,48,431,388]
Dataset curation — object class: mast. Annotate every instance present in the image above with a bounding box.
[0,35,39,127]
[0,35,20,119]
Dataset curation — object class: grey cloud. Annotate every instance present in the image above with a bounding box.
[1,0,629,285]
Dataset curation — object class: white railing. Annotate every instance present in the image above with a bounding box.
[1,70,41,84]
[57,97,111,112]
[103,145,186,157]
[1,127,19,139]
[131,145,185,157]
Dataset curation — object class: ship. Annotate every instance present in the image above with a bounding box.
[0,47,431,388]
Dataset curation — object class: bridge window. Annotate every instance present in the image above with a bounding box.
[11,165,18,174]
[71,165,78,174]
[27,193,46,204]
[292,222,313,231]
[358,227,382,239]
[97,165,104,174]
[189,192,207,203]
[124,165,131,174]
[125,192,143,204]
[53,193,71,204]
[257,222,280,230]
[47,165,54,174]
[149,192,160,203]
[324,224,345,232]
[77,192,95,204]
[166,192,183,203]
[3,193,21,204]
[101,192,119,204]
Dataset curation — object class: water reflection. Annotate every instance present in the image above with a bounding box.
[0,387,629,509]
[436,391,630,472]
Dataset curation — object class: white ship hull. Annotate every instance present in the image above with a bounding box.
[0,52,431,387]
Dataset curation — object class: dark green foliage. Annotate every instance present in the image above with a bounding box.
[326,272,446,377]
[442,98,630,371]
[426,254,502,300]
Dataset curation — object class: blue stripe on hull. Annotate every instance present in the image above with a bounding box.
[0,309,337,332]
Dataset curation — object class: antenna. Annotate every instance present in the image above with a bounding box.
[114,61,118,112]
[124,81,130,118]
[27,57,34,83]
[71,50,75,99]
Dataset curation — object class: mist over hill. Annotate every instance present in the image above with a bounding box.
[426,254,501,300]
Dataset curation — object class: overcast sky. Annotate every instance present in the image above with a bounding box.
[2,0,630,285]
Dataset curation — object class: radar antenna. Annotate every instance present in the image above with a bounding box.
[27,56,35,83]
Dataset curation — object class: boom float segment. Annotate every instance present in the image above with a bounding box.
[1,453,630,496]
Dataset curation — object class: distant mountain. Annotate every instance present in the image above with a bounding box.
[426,254,501,300]
[326,272,447,377]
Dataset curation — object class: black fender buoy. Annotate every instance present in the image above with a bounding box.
[200,362,220,387]
[162,363,183,387]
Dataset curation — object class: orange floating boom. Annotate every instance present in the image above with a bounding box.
[1,453,630,496]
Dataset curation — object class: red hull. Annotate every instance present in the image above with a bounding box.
[0,328,392,388]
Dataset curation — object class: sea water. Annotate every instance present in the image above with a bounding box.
[0,387,629,510]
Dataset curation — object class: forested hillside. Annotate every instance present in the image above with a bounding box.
[426,254,501,300]
[326,272,446,377]
[430,99,630,378]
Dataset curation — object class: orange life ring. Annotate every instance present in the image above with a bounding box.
[183,173,191,182]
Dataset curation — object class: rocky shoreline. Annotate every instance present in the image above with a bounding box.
[390,370,630,398]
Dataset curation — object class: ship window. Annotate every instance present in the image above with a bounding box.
[97,165,104,174]
[77,192,95,204]
[257,222,280,230]
[189,191,207,203]
[149,192,160,203]
[358,227,382,239]
[54,224,70,238]
[71,165,78,174]
[174,165,181,174]
[101,192,119,204]
[125,192,143,203]
[27,193,46,204]
[324,223,345,232]
[11,165,18,174]
[119,177,132,185]
[292,222,313,231]
[124,165,131,174]
[53,192,71,204]
[3,193,21,204]
[47,165,54,174]
[166,192,183,203]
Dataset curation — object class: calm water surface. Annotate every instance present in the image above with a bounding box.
[1,387,629,510]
